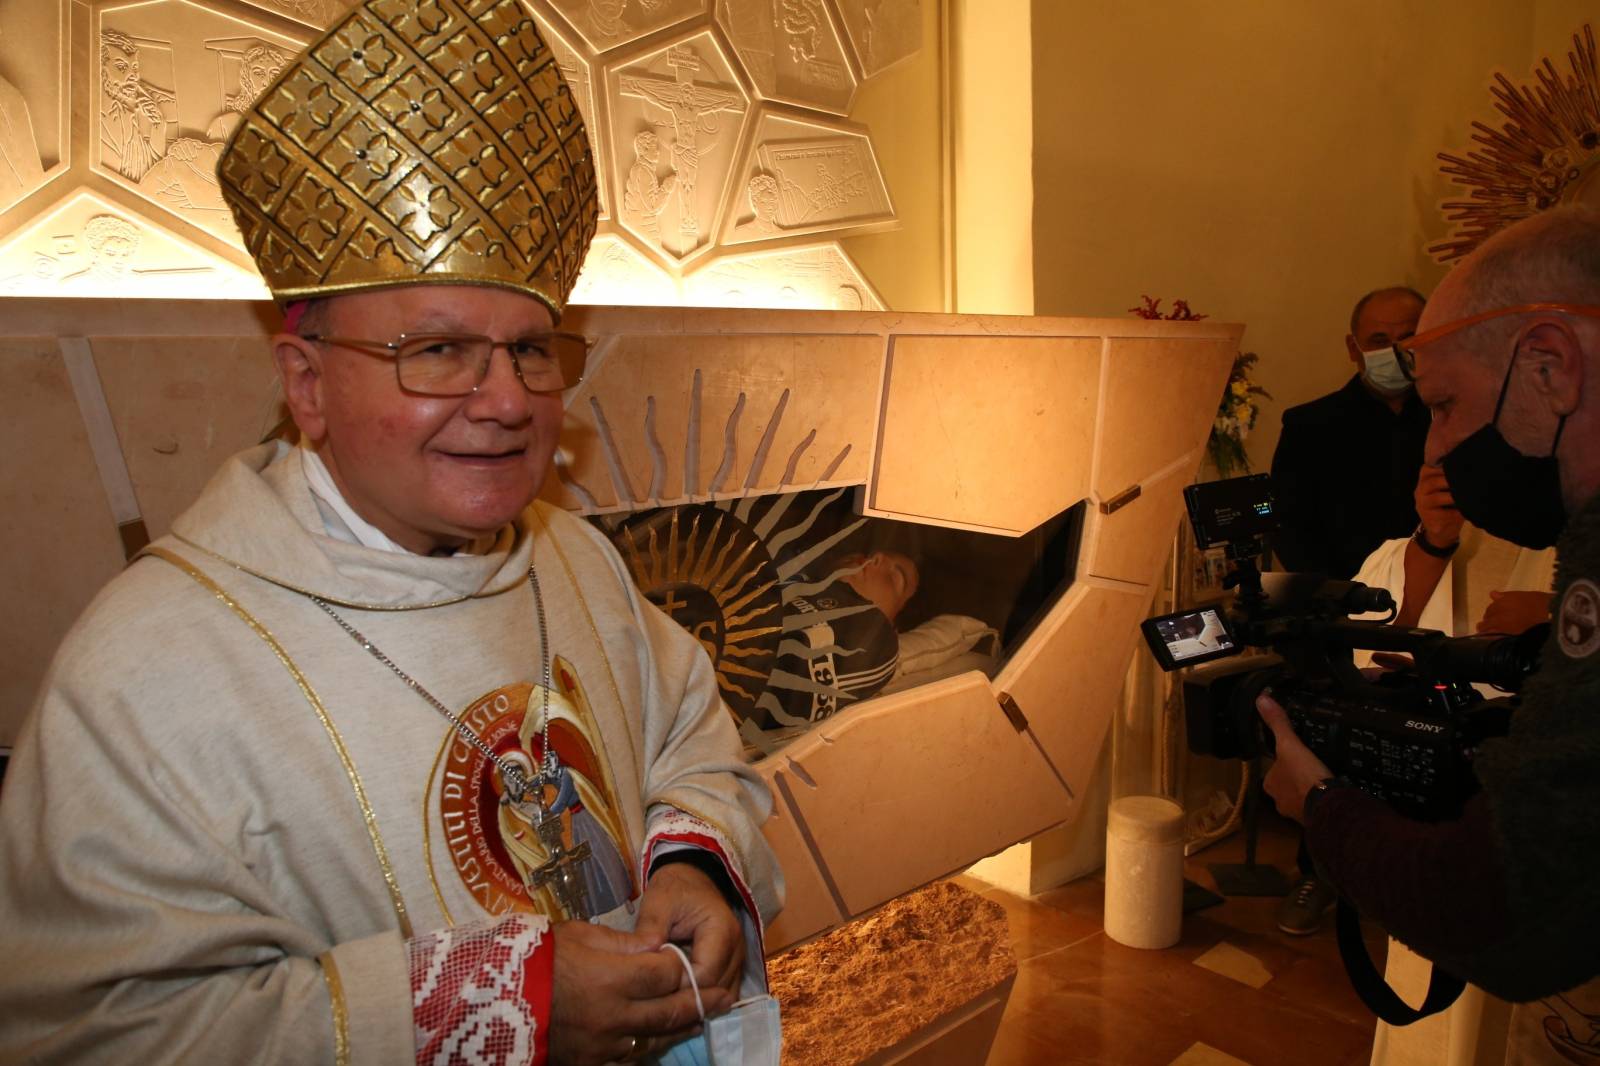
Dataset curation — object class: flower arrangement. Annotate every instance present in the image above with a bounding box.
[1129,296,1270,479]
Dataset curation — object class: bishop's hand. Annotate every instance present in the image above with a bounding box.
[549,920,727,1065]
[635,861,746,1002]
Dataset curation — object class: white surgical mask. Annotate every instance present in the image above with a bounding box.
[1360,345,1412,395]
[653,944,783,1066]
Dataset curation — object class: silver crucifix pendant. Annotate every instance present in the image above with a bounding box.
[528,804,595,920]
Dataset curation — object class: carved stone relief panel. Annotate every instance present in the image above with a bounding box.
[0,189,268,297]
[722,111,891,247]
[834,0,920,78]
[0,0,67,214]
[715,0,855,115]
[0,0,919,306]
[569,232,680,305]
[610,32,749,265]
[546,0,705,55]
[234,0,355,31]
[683,243,883,310]
[533,8,610,219]
[94,1,304,245]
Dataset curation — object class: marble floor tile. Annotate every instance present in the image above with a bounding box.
[972,809,1380,1066]
[1192,942,1274,989]
[1169,1042,1255,1066]
[952,873,1105,963]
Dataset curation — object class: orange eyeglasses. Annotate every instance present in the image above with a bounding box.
[1393,303,1600,380]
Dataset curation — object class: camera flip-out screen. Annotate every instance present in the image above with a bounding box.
[1184,473,1276,549]
[1141,606,1241,671]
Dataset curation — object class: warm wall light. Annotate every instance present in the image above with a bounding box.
[570,237,884,310]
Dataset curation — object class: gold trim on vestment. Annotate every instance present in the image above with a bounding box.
[317,950,351,1066]
[423,725,457,927]
[143,547,415,939]
[533,508,641,857]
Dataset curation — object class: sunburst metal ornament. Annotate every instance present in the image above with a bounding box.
[1431,24,1600,262]
[604,485,872,737]
[610,504,784,720]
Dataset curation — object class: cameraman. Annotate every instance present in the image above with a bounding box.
[1259,205,1600,1017]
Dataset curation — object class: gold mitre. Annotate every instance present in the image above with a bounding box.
[217,0,598,318]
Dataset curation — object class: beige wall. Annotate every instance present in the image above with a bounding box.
[950,0,1034,315]
[839,0,950,313]
[1030,2,1584,472]
[844,0,1040,317]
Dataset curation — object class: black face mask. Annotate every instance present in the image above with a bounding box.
[1438,343,1567,549]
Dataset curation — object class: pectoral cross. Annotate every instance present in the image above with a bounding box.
[528,806,594,920]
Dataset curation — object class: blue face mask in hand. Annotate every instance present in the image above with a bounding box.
[652,944,782,1066]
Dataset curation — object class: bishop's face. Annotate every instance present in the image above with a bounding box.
[292,285,565,554]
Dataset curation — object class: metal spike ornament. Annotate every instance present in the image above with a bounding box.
[1431,24,1600,263]
[608,503,783,723]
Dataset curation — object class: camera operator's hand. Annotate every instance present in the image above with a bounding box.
[1415,463,1463,550]
[1476,590,1552,636]
[1367,653,1413,674]
[1256,691,1333,823]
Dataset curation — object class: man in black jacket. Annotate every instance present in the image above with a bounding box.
[1271,286,1430,580]
[1269,285,1431,934]
[1261,206,1600,1059]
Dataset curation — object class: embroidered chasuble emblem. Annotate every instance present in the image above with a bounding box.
[432,664,635,920]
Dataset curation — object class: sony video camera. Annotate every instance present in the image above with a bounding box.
[1140,474,1543,820]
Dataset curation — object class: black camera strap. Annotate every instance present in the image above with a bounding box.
[1336,898,1465,1025]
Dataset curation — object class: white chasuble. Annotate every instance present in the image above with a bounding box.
[0,442,781,1066]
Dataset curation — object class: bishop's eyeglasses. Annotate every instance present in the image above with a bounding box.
[304,332,589,395]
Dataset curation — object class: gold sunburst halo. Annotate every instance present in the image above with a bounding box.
[1431,24,1600,262]
[611,504,782,718]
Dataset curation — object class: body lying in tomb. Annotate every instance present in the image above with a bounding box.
[596,487,1088,755]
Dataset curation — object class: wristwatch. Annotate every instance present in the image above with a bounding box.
[1302,776,1357,821]
[1413,526,1459,559]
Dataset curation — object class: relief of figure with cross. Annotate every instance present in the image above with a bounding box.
[618,44,744,257]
